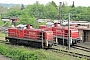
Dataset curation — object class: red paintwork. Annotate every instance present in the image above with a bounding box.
[8,28,17,37]
[54,23,58,27]
[27,24,30,29]
[24,29,42,40]
[8,26,54,41]
[39,25,46,29]
[52,26,79,39]
[44,31,53,41]
[39,25,52,31]
[16,29,24,38]
[39,24,79,39]
[52,26,63,36]
[70,29,78,38]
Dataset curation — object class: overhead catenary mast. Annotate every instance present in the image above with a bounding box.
[36,1,39,24]
[68,13,70,50]
[59,2,62,21]
[59,2,65,47]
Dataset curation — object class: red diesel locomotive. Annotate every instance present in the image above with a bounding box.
[6,24,56,48]
[5,22,79,48]
[39,23,79,45]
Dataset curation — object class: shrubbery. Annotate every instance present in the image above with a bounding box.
[0,43,87,60]
[0,43,46,60]
[0,20,4,26]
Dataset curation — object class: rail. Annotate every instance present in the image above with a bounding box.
[71,45,90,52]
[48,48,90,60]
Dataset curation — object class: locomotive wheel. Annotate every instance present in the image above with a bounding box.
[9,39,17,44]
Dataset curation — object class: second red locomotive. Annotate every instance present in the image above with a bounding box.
[39,23,79,45]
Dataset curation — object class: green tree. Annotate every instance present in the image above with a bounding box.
[44,2,58,19]
[62,2,65,7]
[21,4,25,10]
[5,1,90,22]
[26,3,45,19]
[0,6,8,17]
[72,1,75,8]
[51,1,58,9]
[18,12,37,28]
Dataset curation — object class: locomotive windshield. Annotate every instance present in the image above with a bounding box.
[17,24,26,30]
[17,27,23,30]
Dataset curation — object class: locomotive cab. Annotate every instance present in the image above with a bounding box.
[17,24,27,30]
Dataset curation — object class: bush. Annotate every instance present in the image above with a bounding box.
[0,43,87,60]
[0,43,47,60]
[4,21,11,27]
[0,20,4,26]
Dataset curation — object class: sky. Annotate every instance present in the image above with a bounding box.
[0,0,90,7]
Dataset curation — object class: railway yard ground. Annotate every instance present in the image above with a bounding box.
[0,36,90,60]
[52,42,90,55]
[77,42,90,48]
[0,54,12,60]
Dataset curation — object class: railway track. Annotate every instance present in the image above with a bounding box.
[0,39,90,59]
[48,48,90,60]
[71,45,90,52]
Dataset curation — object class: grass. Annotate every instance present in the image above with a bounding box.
[0,42,87,60]
[0,20,4,26]
[0,32,5,37]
